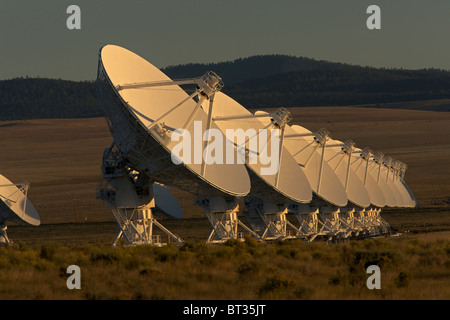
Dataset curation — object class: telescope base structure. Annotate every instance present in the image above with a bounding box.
[290,204,391,241]
[197,197,258,244]
[244,197,297,241]
[97,144,183,246]
[107,205,183,246]
[290,205,323,242]
[366,208,391,237]
[0,224,11,245]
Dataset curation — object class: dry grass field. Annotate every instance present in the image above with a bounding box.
[1,102,449,300]
[0,233,449,300]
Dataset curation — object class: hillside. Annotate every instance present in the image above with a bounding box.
[0,78,102,120]
[161,54,351,85]
[1,55,450,120]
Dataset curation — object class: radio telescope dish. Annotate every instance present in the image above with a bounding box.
[255,112,347,207]
[338,144,386,208]
[391,160,416,208]
[376,156,406,207]
[397,161,415,207]
[205,92,312,240]
[97,45,250,198]
[401,181,416,208]
[290,126,371,208]
[207,93,311,204]
[97,45,254,245]
[0,174,40,244]
[321,137,371,208]
[368,153,396,207]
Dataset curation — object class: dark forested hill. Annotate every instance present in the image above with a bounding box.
[222,66,450,108]
[161,54,350,85]
[0,78,102,120]
[1,55,450,120]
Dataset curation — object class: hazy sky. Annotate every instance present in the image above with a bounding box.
[1,0,449,81]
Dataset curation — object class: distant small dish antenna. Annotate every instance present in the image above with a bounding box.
[378,156,406,207]
[388,159,416,208]
[255,111,348,240]
[369,152,397,207]
[0,174,40,244]
[397,162,416,207]
[287,124,371,239]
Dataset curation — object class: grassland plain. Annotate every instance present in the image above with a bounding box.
[0,233,449,300]
[1,102,450,300]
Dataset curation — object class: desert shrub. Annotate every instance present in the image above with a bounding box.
[257,275,296,297]
[293,285,315,299]
[244,234,259,247]
[154,244,180,262]
[276,246,298,259]
[224,238,244,248]
[396,271,410,288]
[90,249,119,265]
[235,260,260,277]
[40,243,60,261]
[351,250,400,269]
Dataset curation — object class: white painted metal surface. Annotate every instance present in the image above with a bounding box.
[99,45,250,198]
[153,182,183,219]
[206,92,312,204]
[0,174,40,227]
[344,145,386,207]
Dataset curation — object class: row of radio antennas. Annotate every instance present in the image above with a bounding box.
[96,45,415,246]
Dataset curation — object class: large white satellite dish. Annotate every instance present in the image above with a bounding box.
[365,152,397,207]
[340,145,386,208]
[401,180,416,208]
[287,125,371,239]
[391,160,416,208]
[254,111,349,240]
[96,45,252,245]
[255,112,348,207]
[98,45,250,198]
[0,174,40,244]
[208,93,312,203]
[377,156,406,207]
[319,135,371,208]
[397,162,416,207]
[206,92,312,239]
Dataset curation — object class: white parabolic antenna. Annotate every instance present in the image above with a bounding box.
[96,45,251,245]
[377,156,406,207]
[397,161,415,207]
[290,125,371,208]
[255,111,348,207]
[335,143,386,208]
[392,160,416,208]
[208,92,312,204]
[206,92,312,239]
[402,180,416,208]
[98,45,250,198]
[0,174,40,244]
[366,152,397,207]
